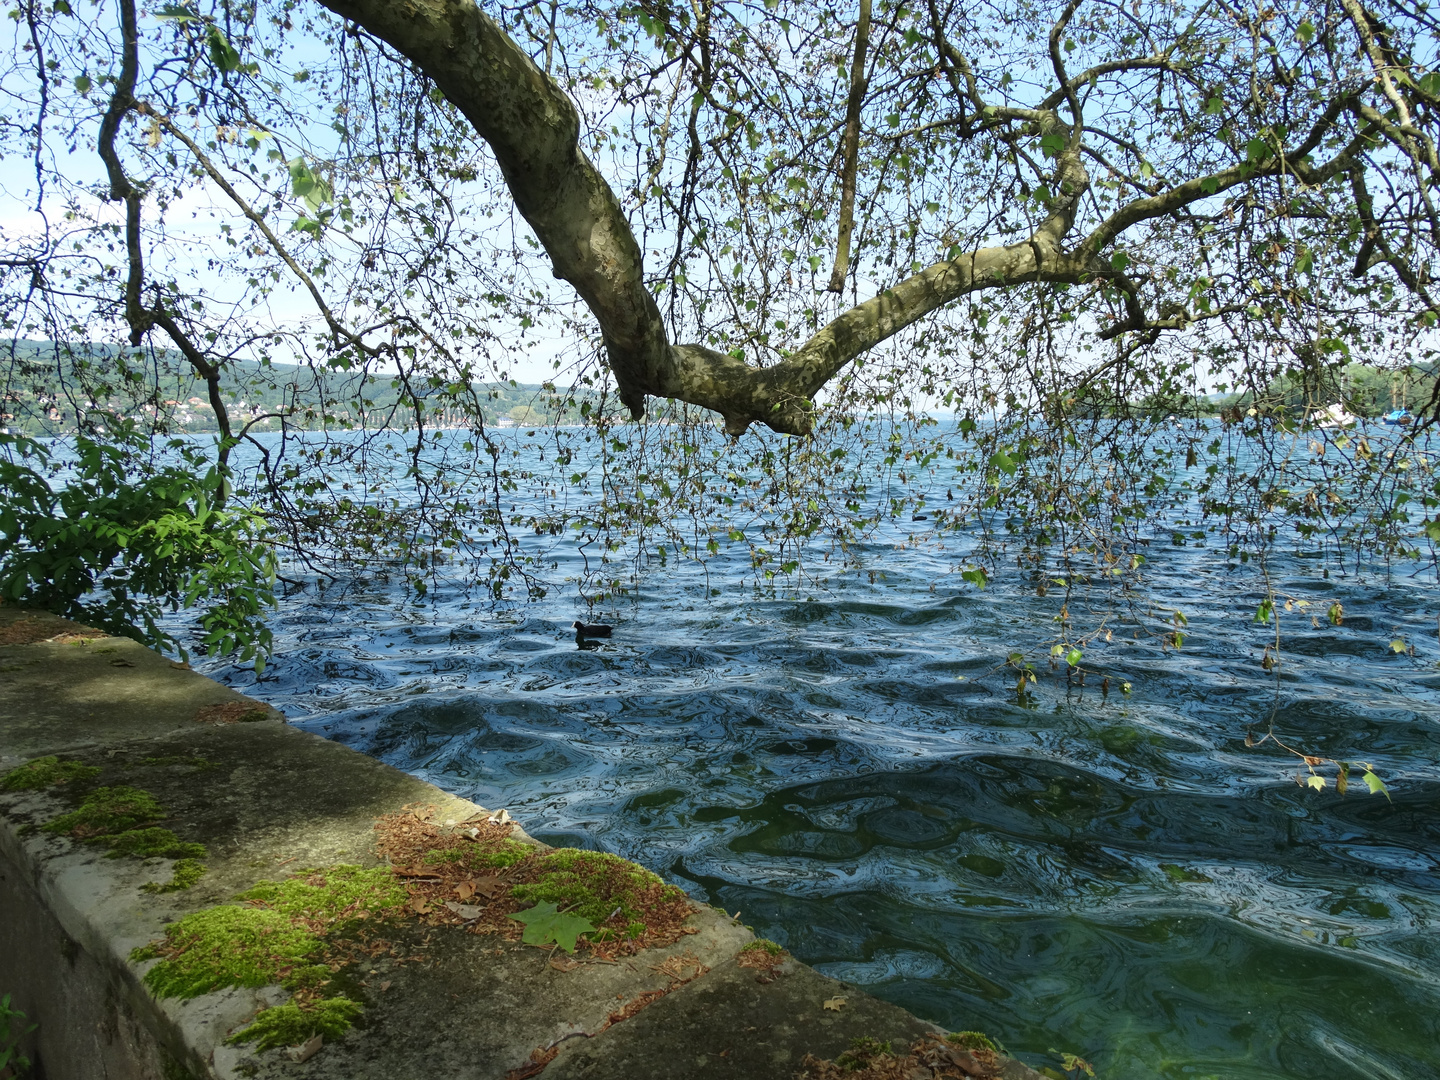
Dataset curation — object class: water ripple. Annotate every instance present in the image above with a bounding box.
[191,450,1440,1079]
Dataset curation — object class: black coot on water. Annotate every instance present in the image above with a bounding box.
[573,620,613,642]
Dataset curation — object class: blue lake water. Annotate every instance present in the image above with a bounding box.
[189,425,1440,1079]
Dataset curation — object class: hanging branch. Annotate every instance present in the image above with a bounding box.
[827,0,872,294]
[97,0,236,484]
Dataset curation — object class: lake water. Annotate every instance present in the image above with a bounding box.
[188,424,1440,1079]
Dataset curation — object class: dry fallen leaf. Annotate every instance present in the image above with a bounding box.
[410,897,430,915]
[456,880,476,900]
[445,900,484,920]
[549,955,581,972]
[651,953,706,981]
[823,997,847,1011]
[287,1034,323,1062]
[488,808,512,824]
[473,876,507,899]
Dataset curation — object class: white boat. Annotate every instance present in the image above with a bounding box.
[1309,403,1358,429]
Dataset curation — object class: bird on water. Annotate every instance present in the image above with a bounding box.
[573,620,613,639]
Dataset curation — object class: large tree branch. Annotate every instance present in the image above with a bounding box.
[322,0,671,418]
[320,0,1275,438]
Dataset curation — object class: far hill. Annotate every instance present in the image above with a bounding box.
[0,341,605,436]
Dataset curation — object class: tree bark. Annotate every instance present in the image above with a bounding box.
[827,0,872,294]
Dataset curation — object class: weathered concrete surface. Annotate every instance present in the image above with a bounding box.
[545,955,940,1079]
[0,627,275,759]
[0,607,1045,1080]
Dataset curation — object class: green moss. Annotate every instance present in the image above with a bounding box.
[225,999,363,1052]
[44,786,163,839]
[132,863,405,1048]
[102,827,206,860]
[740,938,784,956]
[142,858,206,894]
[509,848,684,928]
[836,1036,892,1071]
[422,837,531,871]
[133,865,408,1003]
[1,755,100,791]
[236,865,407,932]
[133,905,327,998]
[948,1031,999,1052]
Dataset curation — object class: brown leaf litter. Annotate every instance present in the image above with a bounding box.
[0,615,108,646]
[799,1034,1007,1079]
[192,702,277,724]
[372,806,695,960]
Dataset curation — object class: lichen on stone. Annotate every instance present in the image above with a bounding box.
[1,755,101,791]
[225,998,363,1053]
[137,755,216,771]
[142,857,207,894]
[510,848,686,929]
[43,785,164,838]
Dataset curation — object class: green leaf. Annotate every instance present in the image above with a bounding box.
[507,901,596,953]
[154,3,201,21]
[1306,774,1325,791]
[989,450,1017,475]
[1203,96,1224,114]
[1065,648,1082,667]
[1295,247,1313,274]
[73,74,91,94]
[1039,132,1065,158]
[1361,770,1390,800]
[1110,251,1129,272]
[1390,638,1406,653]
[1297,18,1314,43]
[1420,71,1440,97]
[206,26,241,73]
